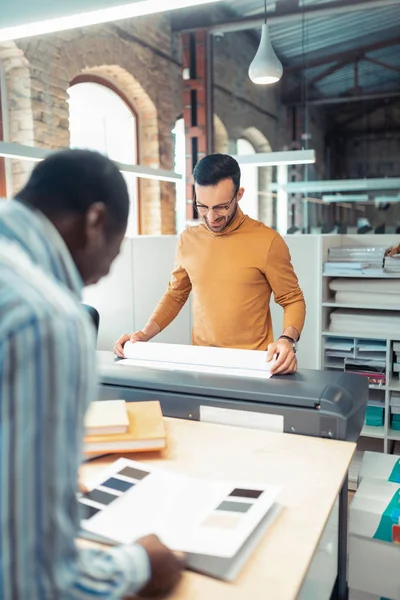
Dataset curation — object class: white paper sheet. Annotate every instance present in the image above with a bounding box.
[119,342,273,379]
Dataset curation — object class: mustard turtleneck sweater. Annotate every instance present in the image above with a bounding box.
[150,208,306,350]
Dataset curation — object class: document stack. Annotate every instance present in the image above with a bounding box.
[324,246,386,276]
[384,254,400,274]
[328,278,400,308]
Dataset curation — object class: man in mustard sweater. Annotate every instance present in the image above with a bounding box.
[115,154,306,374]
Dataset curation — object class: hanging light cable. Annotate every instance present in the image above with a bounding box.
[248,0,283,85]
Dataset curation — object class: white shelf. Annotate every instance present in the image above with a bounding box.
[319,234,400,456]
[323,272,400,279]
[360,425,385,439]
[387,428,400,441]
[322,330,390,340]
[322,301,399,311]
[369,384,386,391]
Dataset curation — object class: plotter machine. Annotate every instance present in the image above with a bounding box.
[98,351,367,442]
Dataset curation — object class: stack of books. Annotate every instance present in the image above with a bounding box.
[83,400,166,455]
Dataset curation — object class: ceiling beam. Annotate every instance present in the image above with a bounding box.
[286,90,400,106]
[309,60,349,86]
[364,56,400,74]
[171,0,399,34]
[285,60,349,103]
[285,34,400,72]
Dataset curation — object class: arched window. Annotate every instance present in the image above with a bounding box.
[236,138,259,220]
[67,77,138,236]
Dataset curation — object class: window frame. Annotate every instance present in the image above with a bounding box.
[69,74,141,233]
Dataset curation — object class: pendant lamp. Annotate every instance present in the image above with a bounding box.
[248,0,283,85]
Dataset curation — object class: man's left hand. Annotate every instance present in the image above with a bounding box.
[267,338,297,375]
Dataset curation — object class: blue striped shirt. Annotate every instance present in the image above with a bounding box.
[0,201,150,599]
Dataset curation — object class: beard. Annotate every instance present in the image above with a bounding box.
[204,202,238,232]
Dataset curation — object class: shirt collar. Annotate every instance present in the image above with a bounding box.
[0,200,83,298]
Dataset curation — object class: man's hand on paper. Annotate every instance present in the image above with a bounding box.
[267,339,297,375]
[114,321,161,358]
[114,331,149,358]
[136,534,186,597]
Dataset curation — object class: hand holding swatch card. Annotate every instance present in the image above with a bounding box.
[120,342,274,379]
[79,458,282,581]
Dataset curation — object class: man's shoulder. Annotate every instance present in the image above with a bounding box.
[178,224,207,246]
[0,254,88,339]
[243,215,280,242]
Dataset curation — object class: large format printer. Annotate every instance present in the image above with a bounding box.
[98,350,368,443]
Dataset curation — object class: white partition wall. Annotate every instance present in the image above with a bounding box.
[131,236,192,345]
[83,237,135,350]
[269,235,322,370]
[83,236,192,351]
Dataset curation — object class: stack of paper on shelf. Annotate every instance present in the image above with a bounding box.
[384,255,400,274]
[329,278,400,307]
[324,246,386,276]
[83,401,166,455]
[79,457,282,581]
[120,341,274,379]
[393,342,400,380]
[329,309,400,338]
[344,357,386,389]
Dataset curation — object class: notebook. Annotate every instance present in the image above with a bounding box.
[84,400,129,436]
[79,457,282,581]
[83,401,166,455]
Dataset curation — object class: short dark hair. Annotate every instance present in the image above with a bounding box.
[193,154,241,189]
[17,149,129,232]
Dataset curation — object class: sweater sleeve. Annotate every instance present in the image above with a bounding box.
[264,233,306,336]
[150,235,192,331]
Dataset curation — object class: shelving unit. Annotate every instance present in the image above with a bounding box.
[320,234,400,490]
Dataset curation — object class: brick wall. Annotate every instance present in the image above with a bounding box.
[1,16,287,232]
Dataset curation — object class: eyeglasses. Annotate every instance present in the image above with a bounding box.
[194,188,238,217]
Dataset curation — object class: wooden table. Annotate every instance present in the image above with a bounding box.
[80,418,355,600]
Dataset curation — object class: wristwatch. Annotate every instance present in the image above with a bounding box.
[278,335,298,353]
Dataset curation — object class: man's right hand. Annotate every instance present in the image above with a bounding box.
[113,331,148,358]
[136,534,185,597]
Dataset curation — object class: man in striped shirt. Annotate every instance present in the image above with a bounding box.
[0,150,183,599]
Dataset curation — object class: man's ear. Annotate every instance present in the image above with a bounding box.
[85,202,108,235]
[237,187,245,202]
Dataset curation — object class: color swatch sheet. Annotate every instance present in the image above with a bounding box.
[119,341,273,379]
[79,458,281,579]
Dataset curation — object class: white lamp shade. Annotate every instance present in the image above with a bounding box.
[248,23,283,85]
